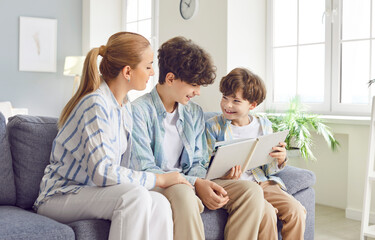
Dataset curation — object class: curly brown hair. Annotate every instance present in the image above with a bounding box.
[220,68,266,105]
[158,36,216,85]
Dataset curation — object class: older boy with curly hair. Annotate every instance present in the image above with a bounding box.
[130,37,266,240]
[206,67,306,240]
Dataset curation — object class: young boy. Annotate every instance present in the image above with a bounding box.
[205,67,307,240]
[130,37,269,240]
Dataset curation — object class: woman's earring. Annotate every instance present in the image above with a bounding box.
[127,77,130,83]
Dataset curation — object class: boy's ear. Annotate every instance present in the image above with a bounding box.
[165,72,175,86]
[249,102,258,110]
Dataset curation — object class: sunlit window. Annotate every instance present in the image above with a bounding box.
[268,0,375,115]
[123,0,158,101]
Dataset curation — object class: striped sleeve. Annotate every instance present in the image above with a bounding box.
[67,100,156,189]
[205,117,219,162]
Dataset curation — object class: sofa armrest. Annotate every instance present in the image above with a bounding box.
[275,165,316,195]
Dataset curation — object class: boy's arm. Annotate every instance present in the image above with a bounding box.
[261,117,287,176]
[259,116,287,175]
[205,120,217,161]
[185,109,209,180]
[130,104,165,174]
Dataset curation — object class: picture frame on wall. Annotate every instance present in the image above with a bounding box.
[19,16,57,72]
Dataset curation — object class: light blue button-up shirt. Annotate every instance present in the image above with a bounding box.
[130,87,208,186]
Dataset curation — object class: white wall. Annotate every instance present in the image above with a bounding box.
[82,0,122,55]
[158,0,266,112]
[0,0,82,117]
[289,133,349,209]
[227,0,266,111]
[159,0,228,112]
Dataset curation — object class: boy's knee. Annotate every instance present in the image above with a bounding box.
[238,181,264,203]
[286,202,307,223]
[264,201,278,223]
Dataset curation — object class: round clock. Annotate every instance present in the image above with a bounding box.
[180,0,199,20]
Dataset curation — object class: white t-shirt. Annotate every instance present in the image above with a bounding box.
[230,116,262,181]
[162,108,183,172]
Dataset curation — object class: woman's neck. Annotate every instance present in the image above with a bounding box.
[107,76,131,106]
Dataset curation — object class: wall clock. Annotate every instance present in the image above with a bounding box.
[180,0,199,20]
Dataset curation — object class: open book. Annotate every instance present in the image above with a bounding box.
[205,130,289,180]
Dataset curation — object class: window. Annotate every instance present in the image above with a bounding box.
[267,0,375,115]
[123,0,158,101]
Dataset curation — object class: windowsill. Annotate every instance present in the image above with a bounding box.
[258,112,371,126]
[318,115,370,125]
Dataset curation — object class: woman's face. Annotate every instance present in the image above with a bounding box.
[130,46,155,91]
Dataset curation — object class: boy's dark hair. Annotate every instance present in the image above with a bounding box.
[158,36,216,85]
[220,68,266,105]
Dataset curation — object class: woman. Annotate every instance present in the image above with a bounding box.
[33,32,191,240]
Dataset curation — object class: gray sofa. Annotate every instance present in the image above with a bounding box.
[0,112,316,240]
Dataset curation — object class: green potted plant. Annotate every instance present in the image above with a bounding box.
[266,96,340,161]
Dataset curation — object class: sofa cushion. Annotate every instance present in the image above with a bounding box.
[0,205,74,240]
[7,115,58,209]
[275,165,316,195]
[0,112,16,205]
[201,208,227,240]
[68,219,110,239]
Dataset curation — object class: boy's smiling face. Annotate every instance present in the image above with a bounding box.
[220,89,257,126]
[171,79,201,105]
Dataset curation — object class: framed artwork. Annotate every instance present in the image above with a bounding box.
[19,16,57,72]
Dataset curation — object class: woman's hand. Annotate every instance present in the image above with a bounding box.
[155,172,193,188]
[220,165,242,180]
[269,141,287,167]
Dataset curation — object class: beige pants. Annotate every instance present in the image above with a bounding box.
[156,180,264,240]
[258,180,307,240]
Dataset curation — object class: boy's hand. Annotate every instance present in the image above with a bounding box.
[269,142,287,167]
[220,165,242,180]
[195,178,229,210]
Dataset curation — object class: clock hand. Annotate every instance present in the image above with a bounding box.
[184,1,190,7]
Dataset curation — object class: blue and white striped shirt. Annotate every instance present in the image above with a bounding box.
[34,80,156,210]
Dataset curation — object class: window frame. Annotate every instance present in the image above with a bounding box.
[266,0,373,116]
[331,0,372,115]
[121,0,159,101]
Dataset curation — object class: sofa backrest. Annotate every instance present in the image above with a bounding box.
[7,115,58,209]
[0,112,16,205]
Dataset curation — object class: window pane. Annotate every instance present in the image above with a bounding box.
[138,19,151,39]
[138,0,151,20]
[342,0,370,40]
[273,47,297,102]
[273,0,297,47]
[298,44,325,102]
[299,0,325,44]
[126,0,138,23]
[341,41,370,104]
[126,22,137,33]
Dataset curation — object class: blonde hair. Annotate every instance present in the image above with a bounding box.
[58,32,150,129]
